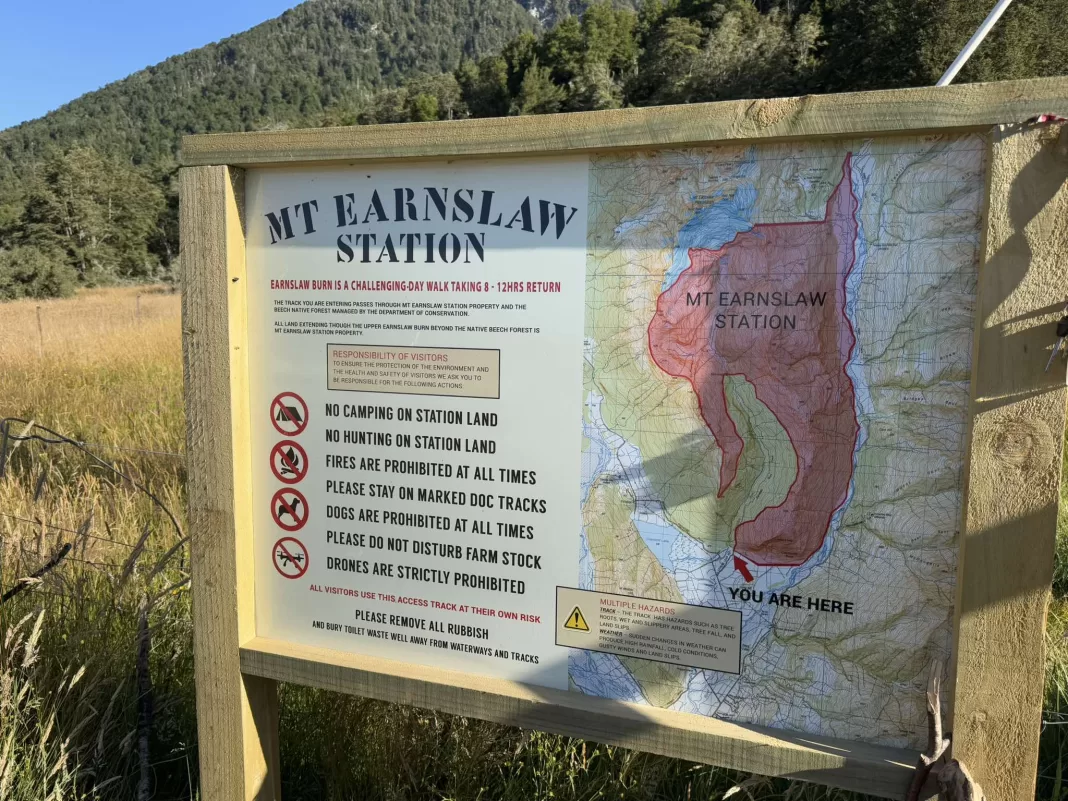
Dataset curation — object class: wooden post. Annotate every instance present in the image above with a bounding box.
[181,164,281,801]
[35,305,44,359]
[949,122,1068,799]
[136,293,142,323]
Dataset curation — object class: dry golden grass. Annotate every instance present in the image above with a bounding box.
[0,285,187,588]
[0,287,194,800]
[0,286,184,455]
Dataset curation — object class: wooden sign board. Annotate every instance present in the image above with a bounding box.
[180,77,1068,801]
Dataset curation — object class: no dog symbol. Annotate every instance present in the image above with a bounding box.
[271,488,308,532]
[273,536,308,579]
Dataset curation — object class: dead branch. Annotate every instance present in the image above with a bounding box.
[905,660,950,801]
[0,542,72,605]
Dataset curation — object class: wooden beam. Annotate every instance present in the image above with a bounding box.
[240,636,920,799]
[181,77,1068,168]
[949,122,1068,799]
[181,165,281,801]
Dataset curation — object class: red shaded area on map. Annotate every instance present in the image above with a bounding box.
[647,156,860,566]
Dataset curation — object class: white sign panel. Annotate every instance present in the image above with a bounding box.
[247,158,589,688]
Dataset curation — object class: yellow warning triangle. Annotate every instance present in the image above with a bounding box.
[564,606,590,632]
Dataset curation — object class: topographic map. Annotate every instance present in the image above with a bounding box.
[576,135,985,748]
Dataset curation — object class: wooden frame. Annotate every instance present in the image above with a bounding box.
[180,77,1068,801]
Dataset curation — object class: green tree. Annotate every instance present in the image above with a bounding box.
[502,32,541,95]
[15,148,165,285]
[359,89,412,124]
[0,246,76,299]
[404,73,464,121]
[540,16,586,83]
[628,16,704,104]
[583,3,639,75]
[921,0,1068,84]
[568,61,625,110]
[513,60,569,114]
[816,0,942,91]
[634,0,677,47]
[456,56,512,118]
[686,1,819,101]
[409,94,441,122]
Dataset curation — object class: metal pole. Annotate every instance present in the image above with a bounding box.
[937,0,1016,86]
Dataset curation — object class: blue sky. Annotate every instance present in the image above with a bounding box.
[0,1,301,130]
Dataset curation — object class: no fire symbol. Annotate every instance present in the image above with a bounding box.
[271,391,308,436]
[564,606,590,632]
[273,536,308,579]
[270,440,308,484]
[271,487,309,532]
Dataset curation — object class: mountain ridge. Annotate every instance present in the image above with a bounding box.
[2,0,1066,300]
[0,0,537,186]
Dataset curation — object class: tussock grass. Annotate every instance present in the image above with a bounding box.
[0,286,1065,800]
[0,610,81,800]
[0,287,185,460]
[0,287,194,799]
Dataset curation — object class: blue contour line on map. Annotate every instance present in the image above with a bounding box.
[783,149,875,588]
[661,187,757,293]
[661,149,761,293]
[568,646,646,702]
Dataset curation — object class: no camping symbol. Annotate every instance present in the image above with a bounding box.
[271,488,308,532]
[270,440,308,484]
[273,536,308,579]
[271,391,308,436]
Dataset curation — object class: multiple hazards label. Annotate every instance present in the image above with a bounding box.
[556,588,741,674]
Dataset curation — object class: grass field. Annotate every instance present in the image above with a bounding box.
[0,286,1066,800]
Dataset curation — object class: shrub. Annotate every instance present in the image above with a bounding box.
[0,247,78,300]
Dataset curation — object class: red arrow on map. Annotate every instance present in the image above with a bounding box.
[733,555,754,582]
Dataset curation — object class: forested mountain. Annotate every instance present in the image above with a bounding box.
[2,0,1067,299]
[517,0,636,26]
[0,0,536,190]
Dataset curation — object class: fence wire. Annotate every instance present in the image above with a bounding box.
[0,417,194,797]
[0,417,187,601]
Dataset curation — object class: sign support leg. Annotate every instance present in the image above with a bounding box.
[950,122,1068,801]
[182,164,281,799]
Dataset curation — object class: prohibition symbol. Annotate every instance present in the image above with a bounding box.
[564,606,590,632]
[271,391,308,436]
[273,536,308,579]
[270,440,308,484]
[271,488,309,532]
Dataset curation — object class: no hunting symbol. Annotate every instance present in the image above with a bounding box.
[271,487,308,532]
[270,439,308,484]
[271,391,308,436]
[273,536,308,579]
